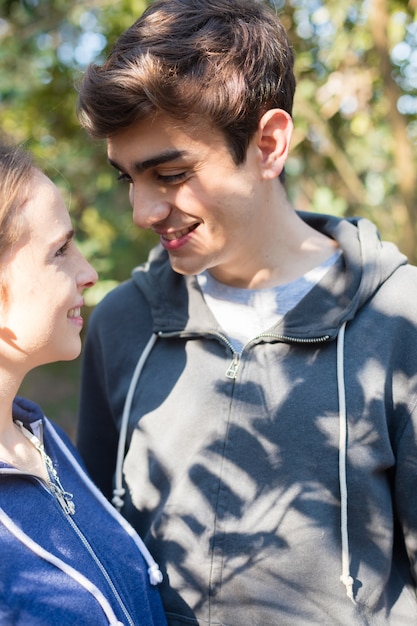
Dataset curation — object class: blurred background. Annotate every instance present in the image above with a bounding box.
[1,0,416,440]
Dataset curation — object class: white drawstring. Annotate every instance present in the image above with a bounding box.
[45,417,163,586]
[337,321,356,604]
[112,333,158,512]
[110,323,357,601]
[0,507,124,625]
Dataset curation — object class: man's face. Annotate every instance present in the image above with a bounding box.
[107,113,270,286]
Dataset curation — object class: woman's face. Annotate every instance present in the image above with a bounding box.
[0,169,97,374]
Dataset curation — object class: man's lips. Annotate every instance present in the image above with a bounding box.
[158,223,199,242]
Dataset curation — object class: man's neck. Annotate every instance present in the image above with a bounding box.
[209,207,338,290]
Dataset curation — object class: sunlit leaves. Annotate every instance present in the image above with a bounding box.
[0,0,416,294]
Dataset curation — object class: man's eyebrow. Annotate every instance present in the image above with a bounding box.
[108,150,187,174]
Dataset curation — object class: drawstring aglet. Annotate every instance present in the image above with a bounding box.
[340,574,356,605]
[112,487,126,511]
[148,563,163,585]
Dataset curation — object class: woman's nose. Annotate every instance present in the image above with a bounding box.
[77,251,98,289]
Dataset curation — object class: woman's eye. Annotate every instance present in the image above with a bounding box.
[56,241,70,257]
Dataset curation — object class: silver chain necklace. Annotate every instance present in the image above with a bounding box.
[14,420,75,515]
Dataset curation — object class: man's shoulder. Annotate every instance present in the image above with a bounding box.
[368,261,417,321]
[93,245,173,315]
[94,276,147,313]
[88,275,153,336]
[380,261,417,296]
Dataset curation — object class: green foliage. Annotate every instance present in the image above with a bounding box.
[3,0,415,434]
[281,0,417,255]
[1,0,416,291]
[0,0,156,307]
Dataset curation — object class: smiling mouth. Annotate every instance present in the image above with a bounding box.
[162,224,198,241]
[67,307,81,318]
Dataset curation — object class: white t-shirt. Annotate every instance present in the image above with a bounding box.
[197,251,340,352]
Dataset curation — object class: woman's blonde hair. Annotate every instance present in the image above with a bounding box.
[0,141,33,259]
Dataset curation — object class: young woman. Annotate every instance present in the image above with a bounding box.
[0,141,167,626]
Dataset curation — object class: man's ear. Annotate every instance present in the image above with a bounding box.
[257,109,293,180]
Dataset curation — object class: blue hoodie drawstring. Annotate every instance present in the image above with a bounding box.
[0,507,126,625]
[45,417,163,587]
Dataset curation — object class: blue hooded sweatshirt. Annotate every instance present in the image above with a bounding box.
[0,396,167,626]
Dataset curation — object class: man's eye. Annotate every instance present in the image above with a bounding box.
[117,172,133,183]
[157,172,187,184]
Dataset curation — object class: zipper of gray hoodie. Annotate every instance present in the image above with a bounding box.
[158,329,331,380]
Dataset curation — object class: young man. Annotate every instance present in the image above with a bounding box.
[76,1,417,624]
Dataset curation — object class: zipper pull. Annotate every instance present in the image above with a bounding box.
[225,353,240,379]
[50,484,75,515]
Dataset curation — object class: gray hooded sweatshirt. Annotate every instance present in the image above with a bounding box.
[78,212,417,625]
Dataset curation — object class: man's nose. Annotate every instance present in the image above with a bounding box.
[130,185,172,229]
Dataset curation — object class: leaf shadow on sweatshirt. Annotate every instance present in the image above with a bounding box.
[123,299,417,622]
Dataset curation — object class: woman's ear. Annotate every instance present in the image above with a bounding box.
[257,109,293,180]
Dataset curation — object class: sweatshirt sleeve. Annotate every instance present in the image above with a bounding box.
[393,395,417,586]
[77,303,120,500]
[77,278,155,501]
